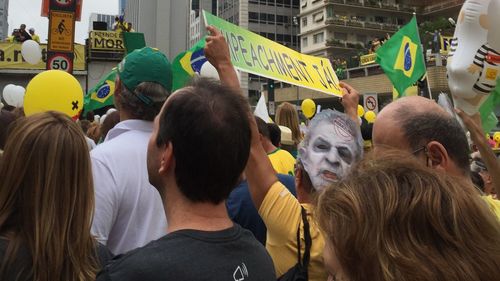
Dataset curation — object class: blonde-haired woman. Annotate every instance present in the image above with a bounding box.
[0,111,111,281]
[275,102,302,157]
[317,152,500,281]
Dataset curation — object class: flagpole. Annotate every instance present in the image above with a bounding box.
[413,12,433,100]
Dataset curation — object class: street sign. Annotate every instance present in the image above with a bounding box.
[363,94,379,113]
[48,10,75,52]
[49,0,77,11]
[47,52,74,73]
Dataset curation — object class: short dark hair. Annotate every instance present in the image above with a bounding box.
[117,80,169,121]
[470,171,485,192]
[255,116,270,140]
[268,123,281,147]
[397,107,470,175]
[156,78,251,204]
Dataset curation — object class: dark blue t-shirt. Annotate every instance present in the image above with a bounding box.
[226,174,296,245]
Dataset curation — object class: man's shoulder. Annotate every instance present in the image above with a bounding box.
[98,226,275,281]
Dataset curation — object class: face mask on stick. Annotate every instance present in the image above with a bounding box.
[447,0,500,116]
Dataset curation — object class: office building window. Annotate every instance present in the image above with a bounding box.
[313,32,324,44]
[302,16,307,27]
[302,37,308,47]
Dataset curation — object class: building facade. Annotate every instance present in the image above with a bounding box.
[0,0,8,41]
[124,0,189,60]
[88,13,116,31]
[218,0,300,97]
[300,0,416,66]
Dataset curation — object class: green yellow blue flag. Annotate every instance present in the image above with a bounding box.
[479,82,500,132]
[376,17,426,97]
[171,38,207,91]
[84,68,117,114]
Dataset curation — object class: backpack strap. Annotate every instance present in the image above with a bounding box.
[295,206,312,268]
[301,206,312,268]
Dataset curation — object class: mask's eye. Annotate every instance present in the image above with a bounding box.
[337,146,353,164]
[313,138,331,152]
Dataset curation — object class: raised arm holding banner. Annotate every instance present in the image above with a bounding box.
[203,11,342,97]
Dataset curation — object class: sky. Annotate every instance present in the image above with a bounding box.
[8,0,118,44]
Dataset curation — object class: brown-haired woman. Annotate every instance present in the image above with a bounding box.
[0,111,112,281]
[275,102,302,157]
[317,152,500,281]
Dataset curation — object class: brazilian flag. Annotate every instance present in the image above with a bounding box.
[479,82,500,132]
[83,68,117,115]
[376,17,426,97]
[171,38,207,91]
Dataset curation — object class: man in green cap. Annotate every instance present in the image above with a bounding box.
[91,47,172,255]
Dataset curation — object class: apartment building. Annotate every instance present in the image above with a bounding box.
[218,0,300,97]
[0,0,8,41]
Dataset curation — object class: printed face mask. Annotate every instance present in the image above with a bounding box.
[300,111,360,190]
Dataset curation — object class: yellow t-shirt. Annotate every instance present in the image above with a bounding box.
[259,182,327,281]
[31,34,40,43]
[482,195,500,220]
[268,148,296,176]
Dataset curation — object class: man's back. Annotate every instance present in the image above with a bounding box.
[91,120,167,255]
[96,224,276,281]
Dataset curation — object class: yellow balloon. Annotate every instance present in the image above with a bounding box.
[364,110,377,123]
[301,99,316,119]
[357,105,365,117]
[494,132,500,142]
[24,70,83,120]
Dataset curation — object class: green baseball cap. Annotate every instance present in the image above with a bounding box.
[117,47,172,92]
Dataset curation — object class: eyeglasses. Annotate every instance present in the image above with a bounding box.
[412,145,430,167]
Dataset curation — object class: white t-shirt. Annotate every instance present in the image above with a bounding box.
[91,119,167,255]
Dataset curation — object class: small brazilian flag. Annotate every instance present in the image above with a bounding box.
[83,68,117,115]
[171,38,207,91]
[376,17,426,97]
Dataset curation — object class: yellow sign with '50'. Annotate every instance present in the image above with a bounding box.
[48,10,75,52]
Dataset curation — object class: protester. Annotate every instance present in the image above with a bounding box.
[18,24,32,42]
[0,111,112,281]
[227,173,296,245]
[99,110,120,143]
[267,122,281,147]
[372,96,500,218]
[29,28,40,43]
[86,122,101,144]
[276,102,302,157]
[90,47,171,255]
[317,152,500,281]
[5,30,21,43]
[96,75,275,280]
[245,70,363,281]
[0,109,16,153]
[255,117,296,175]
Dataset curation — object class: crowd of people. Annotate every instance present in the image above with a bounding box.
[4,24,40,43]
[0,25,499,281]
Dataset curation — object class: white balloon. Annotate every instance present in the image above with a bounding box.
[447,0,500,115]
[2,84,16,106]
[199,62,242,81]
[11,86,25,107]
[100,114,107,125]
[106,108,117,115]
[21,40,42,65]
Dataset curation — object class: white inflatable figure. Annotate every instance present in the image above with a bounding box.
[447,0,500,116]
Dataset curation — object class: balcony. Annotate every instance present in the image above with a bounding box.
[326,38,365,50]
[325,17,400,32]
[421,0,464,15]
[324,0,416,13]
